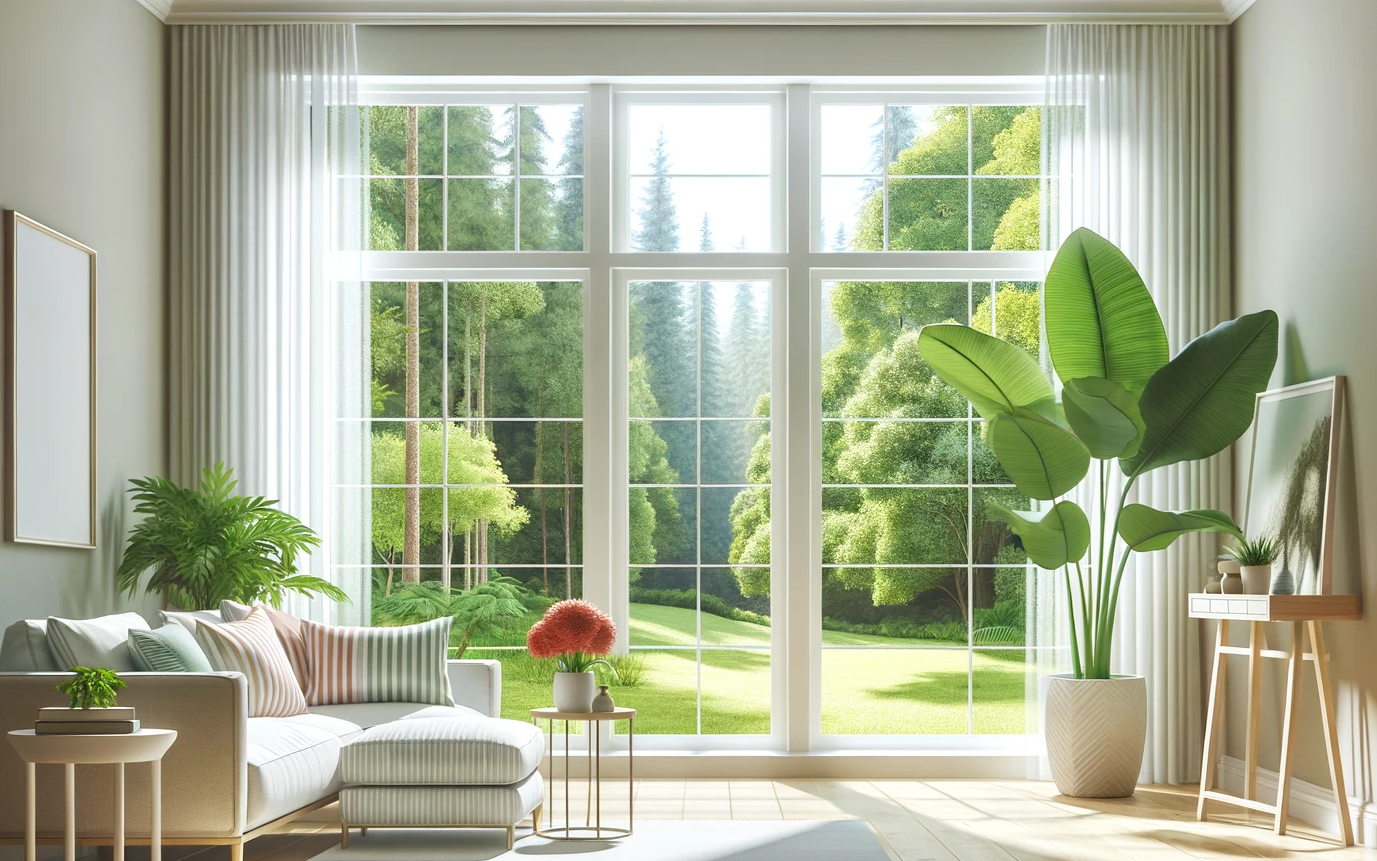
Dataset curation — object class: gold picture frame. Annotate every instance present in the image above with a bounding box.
[4,211,97,548]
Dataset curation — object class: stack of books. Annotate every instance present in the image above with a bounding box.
[35,707,140,735]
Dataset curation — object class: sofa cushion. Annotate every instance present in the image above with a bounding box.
[340,772,543,827]
[309,702,483,730]
[302,617,452,707]
[221,601,310,692]
[341,714,543,787]
[0,619,59,671]
[46,613,151,672]
[196,607,307,717]
[246,716,347,830]
[158,609,223,636]
[128,625,213,672]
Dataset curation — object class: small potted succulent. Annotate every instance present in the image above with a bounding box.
[527,600,618,713]
[1225,535,1280,595]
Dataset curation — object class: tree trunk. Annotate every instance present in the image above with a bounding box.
[563,423,573,600]
[402,106,422,584]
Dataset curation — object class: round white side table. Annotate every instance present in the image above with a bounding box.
[530,707,634,841]
[7,728,177,861]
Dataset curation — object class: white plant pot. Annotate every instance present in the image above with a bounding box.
[1044,674,1146,798]
[553,671,595,713]
[1241,565,1272,595]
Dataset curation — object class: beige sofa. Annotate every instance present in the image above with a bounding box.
[0,660,502,860]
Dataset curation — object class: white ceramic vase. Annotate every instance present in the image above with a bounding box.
[1241,565,1272,595]
[1044,674,1146,798]
[553,671,595,713]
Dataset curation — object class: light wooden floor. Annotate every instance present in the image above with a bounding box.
[155,781,1374,861]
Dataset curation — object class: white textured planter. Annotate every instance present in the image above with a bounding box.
[553,671,595,713]
[1045,674,1146,798]
[1241,565,1272,595]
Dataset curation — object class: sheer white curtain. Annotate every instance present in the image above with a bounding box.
[168,25,367,624]
[1040,23,1231,784]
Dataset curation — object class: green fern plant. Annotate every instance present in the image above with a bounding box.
[373,576,531,658]
[57,667,126,710]
[116,462,346,611]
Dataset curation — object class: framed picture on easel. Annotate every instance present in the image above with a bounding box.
[1241,376,1344,596]
[4,210,97,549]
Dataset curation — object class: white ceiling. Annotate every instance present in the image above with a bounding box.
[142,0,1258,25]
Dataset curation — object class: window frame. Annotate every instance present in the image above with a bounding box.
[347,79,1051,755]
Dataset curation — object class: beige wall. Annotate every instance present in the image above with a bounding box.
[1230,0,1377,823]
[0,0,167,624]
[358,24,1046,77]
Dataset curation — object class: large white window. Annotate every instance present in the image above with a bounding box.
[338,80,1046,751]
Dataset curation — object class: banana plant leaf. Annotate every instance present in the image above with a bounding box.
[1117,504,1243,552]
[1062,376,1145,460]
[1121,310,1279,478]
[987,409,1090,500]
[918,324,1061,424]
[1044,227,1169,395]
[987,500,1091,569]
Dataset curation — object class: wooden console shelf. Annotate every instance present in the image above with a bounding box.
[1188,592,1361,622]
[1190,594,1360,846]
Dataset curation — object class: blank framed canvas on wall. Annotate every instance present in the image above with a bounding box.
[4,211,96,548]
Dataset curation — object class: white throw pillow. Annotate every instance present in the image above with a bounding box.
[159,608,223,636]
[0,619,59,671]
[196,607,307,717]
[46,612,151,672]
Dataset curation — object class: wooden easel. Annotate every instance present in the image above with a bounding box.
[1192,593,1360,846]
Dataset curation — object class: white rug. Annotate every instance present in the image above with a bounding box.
[312,820,894,860]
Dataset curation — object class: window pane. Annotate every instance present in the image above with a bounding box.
[825,421,971,485]
[629,281,700,417]
[822,649,970,735]
[702,650,771,734]
[368,282,444,418]
[972,491,1031,566]
[522,104,583,176]
[630,177,772,252]
[448,105,512,176]
[704,281,770,417]
[630,582,697,646]
[820,177,876,252]
[615,649,700,735]
[820,104,883,175]
[889,106,968,176]
[446,178,515,250]
[972,106,1040,175]
[628,104,771,175]
[887,177,968,251]
[519,178,583,251]
[972,651,1030,734]
[701,421,769,485]
[370,178,443,251]
[972,178,1039,251]
[365,106,444,176]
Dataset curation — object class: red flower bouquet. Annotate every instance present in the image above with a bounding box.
[527,600,619,678]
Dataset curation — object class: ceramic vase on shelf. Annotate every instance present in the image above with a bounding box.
[1271,566,1296,595]
[1219,559,1243,594]
[1242,565,1272,595]
[553,672,595,713]
[591,685,615,713]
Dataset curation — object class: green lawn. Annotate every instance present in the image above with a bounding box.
[475,603,1029,736]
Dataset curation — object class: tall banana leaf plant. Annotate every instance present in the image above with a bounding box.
[918,228,1278,680]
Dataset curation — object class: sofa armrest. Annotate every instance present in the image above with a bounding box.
[0,672,250,838]
[447,659,501,718]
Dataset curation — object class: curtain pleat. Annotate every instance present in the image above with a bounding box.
[1043,23,1231,785]
[168,25,366,623]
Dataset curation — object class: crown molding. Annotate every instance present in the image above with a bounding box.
[134,0,172,21]
[163,1,1232,26]
[1222,0,1259,21]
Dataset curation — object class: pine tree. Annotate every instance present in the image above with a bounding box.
[833,222,848,252]
[556,106,584,251]
[633,129,679,253]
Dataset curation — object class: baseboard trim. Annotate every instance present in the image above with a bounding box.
[1217,755,1375,845]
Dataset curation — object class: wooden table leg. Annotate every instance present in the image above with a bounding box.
[1245,621,1263,800]
[1198,618,1229,820]
[1310,620,1354,846]
[151,758,162,861]
[114,762,125,861]
[64,762,75,861]
[1275,620,1304,835]
[24,761,35,861]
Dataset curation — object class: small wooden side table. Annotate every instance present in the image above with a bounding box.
[530,707,634,841]
[6,728,177,861]
[1191,593,1359,846]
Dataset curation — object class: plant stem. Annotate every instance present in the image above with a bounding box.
[1066,563,1083,678]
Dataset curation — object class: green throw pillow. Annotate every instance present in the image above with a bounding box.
[128,624,214,673]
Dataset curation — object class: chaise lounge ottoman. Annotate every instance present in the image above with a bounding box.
[338,707,545,850]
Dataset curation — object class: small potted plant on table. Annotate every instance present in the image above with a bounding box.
[1225,535,1280,595]
[527,600,618,713]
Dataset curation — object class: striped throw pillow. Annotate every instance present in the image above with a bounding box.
[220,600,310,693]
[196,607,307,717]
[302,617,453,707]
